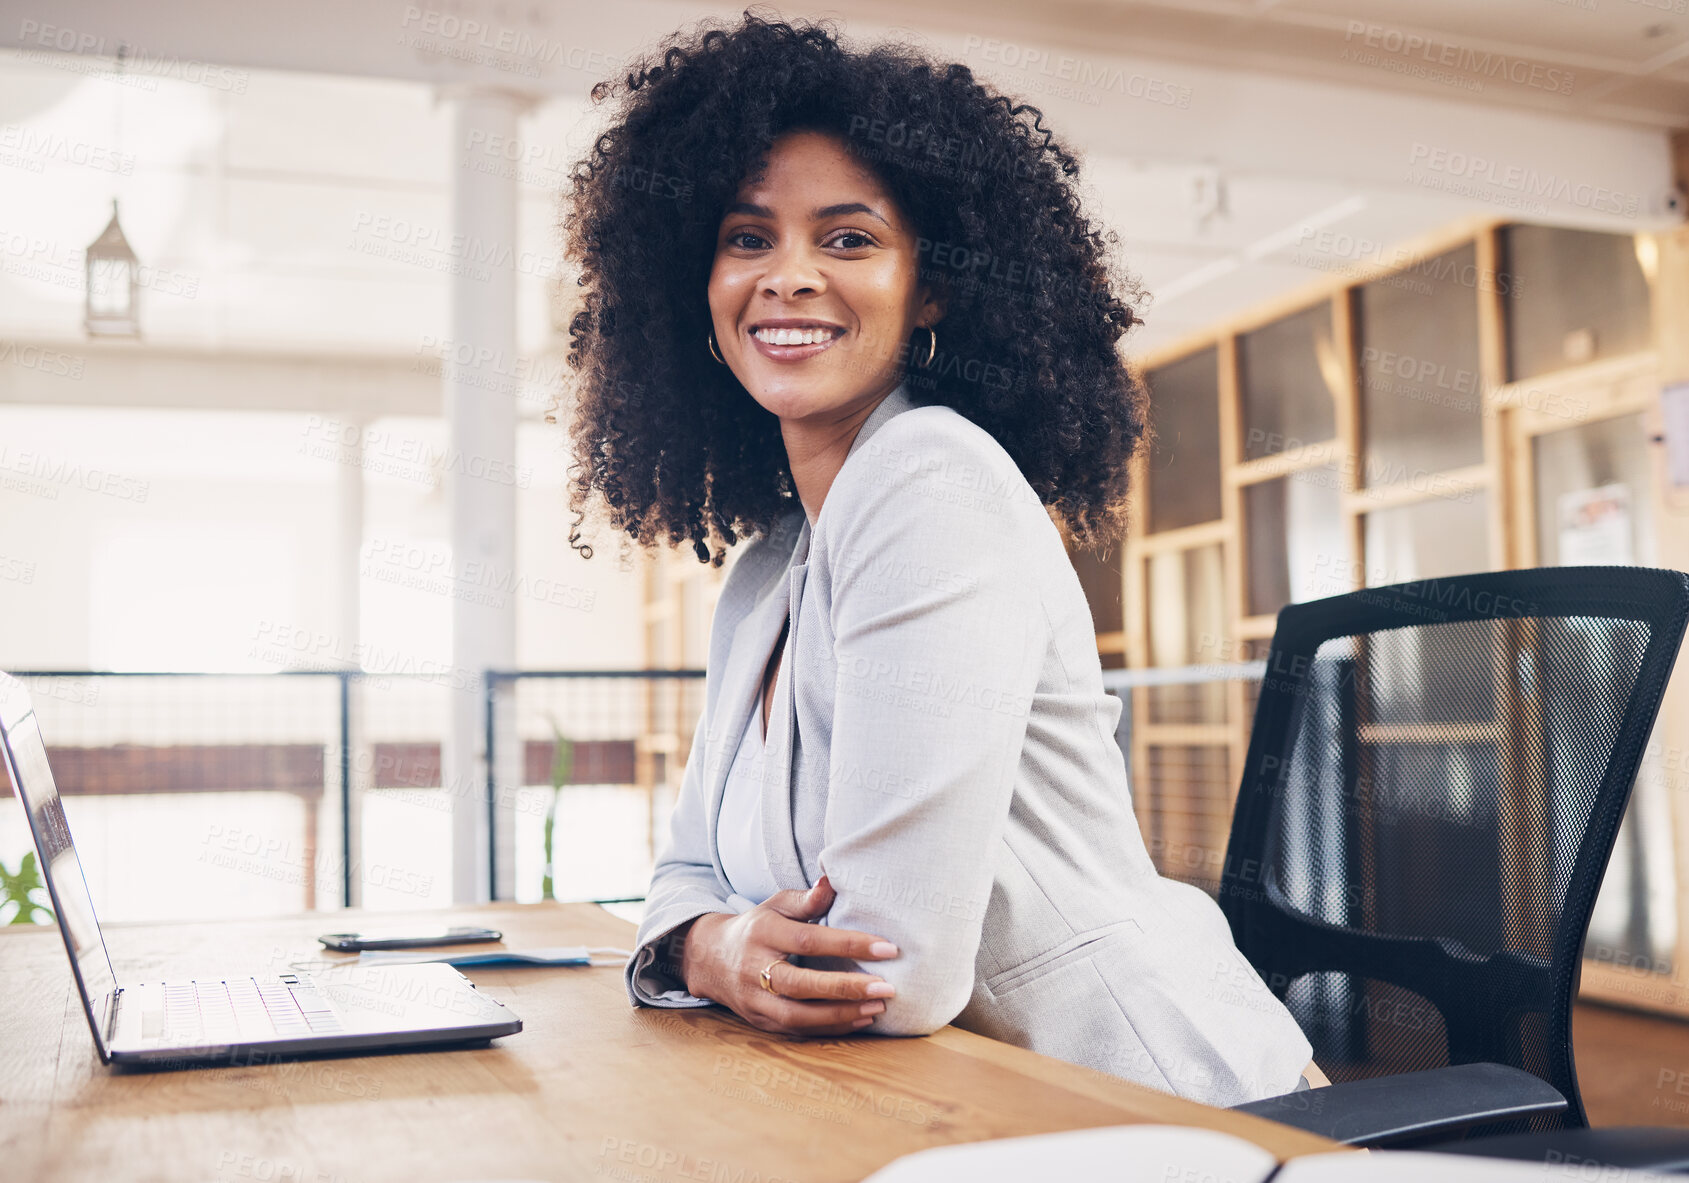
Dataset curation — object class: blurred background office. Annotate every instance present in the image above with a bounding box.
[1,0,1687,1059]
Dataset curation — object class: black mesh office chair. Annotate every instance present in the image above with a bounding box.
[1218,566,1689,1166]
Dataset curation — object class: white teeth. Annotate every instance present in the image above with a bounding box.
[754,327,837,346]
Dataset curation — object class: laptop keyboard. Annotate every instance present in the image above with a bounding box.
[153,973,344,1043]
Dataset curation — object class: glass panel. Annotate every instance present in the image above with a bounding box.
[1144,744,1231,896]
[1362,490,1490,588]
[1240,636,1272,727]
[1502,224,1652,383]
[1533,412,1655,567]
[1068,542,1125,670]
[1356,243,1484,487]
[1146,348,1222,532]
[1238,303,1340,460]
[1145,544,1226,724]
[1532,410,1674,978]
[1243,465,1345,617]
[1360,496,1496,736]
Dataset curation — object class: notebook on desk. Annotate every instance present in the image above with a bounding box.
[0,670,523,1068]
[861,1124,1675,1181]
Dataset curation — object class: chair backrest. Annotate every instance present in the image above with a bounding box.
[1219,567,1689,1131]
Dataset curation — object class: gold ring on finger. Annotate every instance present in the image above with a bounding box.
[760,957,787,995]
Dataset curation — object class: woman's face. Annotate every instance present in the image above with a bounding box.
[708,129,943,426]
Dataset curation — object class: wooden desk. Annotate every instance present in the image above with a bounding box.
[0,903,1339,1182]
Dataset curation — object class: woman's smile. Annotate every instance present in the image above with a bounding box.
[746,319,848,363]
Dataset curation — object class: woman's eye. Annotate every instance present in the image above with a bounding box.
[723,229,874,251]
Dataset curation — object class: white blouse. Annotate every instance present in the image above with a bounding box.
[718,525,807,907]
[715,660,784,905]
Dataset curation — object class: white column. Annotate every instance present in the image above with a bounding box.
[440,86,529,903]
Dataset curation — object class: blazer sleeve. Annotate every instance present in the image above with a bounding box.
[813,416,1050,1036]
[623,669,740,1009]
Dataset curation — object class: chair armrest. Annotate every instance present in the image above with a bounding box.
[1431,1125,1689,1171]
[1229,1062,1567,1147]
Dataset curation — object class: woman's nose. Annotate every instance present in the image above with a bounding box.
[759,245,825,301]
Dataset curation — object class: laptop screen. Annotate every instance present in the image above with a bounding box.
[0,674,118,1051]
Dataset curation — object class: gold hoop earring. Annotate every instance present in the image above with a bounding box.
[707,329,726,365]
[917,325,937,369]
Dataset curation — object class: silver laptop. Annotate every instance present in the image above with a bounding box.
[0,671,522,1068]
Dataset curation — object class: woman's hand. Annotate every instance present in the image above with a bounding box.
[679,875,900,1037]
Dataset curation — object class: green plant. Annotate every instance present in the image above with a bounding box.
[1,852,54,925]
[542,719,575,902]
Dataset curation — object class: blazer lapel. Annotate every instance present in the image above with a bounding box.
[704,509,805,883]
[760,518,811,890]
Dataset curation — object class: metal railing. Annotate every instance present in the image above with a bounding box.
[483,669,705,903]
[2,664,1269,915]
[1100,661,1267,757]
[3,668,710,913]
[8,661,1668,996]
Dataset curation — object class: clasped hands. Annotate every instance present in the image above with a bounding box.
[677,874,901,1036]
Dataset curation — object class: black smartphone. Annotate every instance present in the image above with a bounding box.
[317,925,504,952]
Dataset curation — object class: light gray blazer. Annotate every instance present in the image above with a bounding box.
[624,382,1312,1107]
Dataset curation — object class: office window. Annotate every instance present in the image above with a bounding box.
[1362,491,1490,588]
[1069,543,1126,669]
[1361,504,1496,731]
[1502,224,1652,383]
[1145,544,1226,724]
[1145,348,1222,532]
[1238,303,1340,461]
[1356,244,1484,487]
[1243,466,1345,618]
[90,522,300,673]
[1532,412,1655,568]
[1145,743,1230,896]
[1533,410,1674,973]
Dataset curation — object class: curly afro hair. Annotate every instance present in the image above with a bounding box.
[559,8,1150,565]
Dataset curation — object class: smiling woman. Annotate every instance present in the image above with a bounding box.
[706,132,945,439]
[558,11,1145,568]
[558,11,1321,1107]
